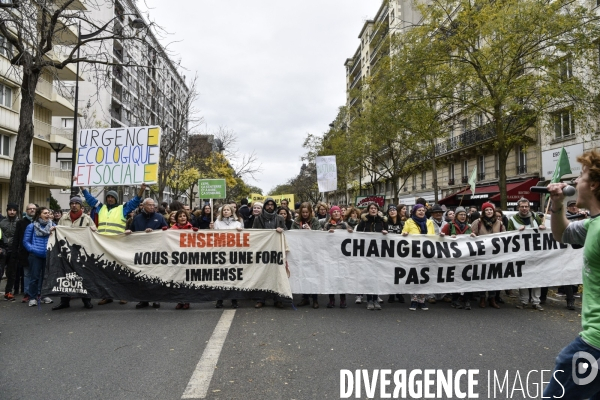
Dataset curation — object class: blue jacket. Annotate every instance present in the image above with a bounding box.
[22,221,55,258]
[131,211,167,232]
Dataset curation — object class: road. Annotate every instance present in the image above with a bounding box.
[0,292,581,400]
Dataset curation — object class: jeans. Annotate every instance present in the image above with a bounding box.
[519,287,540,305]
[543,336,600,399]
[27,254,45,298]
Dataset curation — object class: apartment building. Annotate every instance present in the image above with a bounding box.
[337,0,595,211]
[52,0,190,207]
[0,2,79,210]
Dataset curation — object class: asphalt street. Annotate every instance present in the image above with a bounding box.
[0,292,582,400]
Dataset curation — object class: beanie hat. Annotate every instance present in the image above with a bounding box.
[431,204,443,213]
[69,196,83,206]
[106,190,119,203]
[412,204,425,214]
[481,202,495,212]
[329,206,341,215]
[6,203,18,211]
[387,204,397,212]
[455,206,467,215]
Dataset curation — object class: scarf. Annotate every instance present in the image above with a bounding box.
[455,219,468,232]
[220,216,236,226]
[261,209,278,229]
[33,219,53,237]
[431,218,443,228]
[519,211,532,226]
[411,215,428,234]
[24,214,33,222]
[70,209,83,223]
[346,217,358,228]
[481,215,496,231]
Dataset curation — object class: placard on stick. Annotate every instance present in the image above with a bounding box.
[198,179,226,199]
[74,126,161,186]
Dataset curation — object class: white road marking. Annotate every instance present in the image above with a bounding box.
[181,309,236,399]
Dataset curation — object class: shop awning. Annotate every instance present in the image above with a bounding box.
[489,178,541,203]
[438,177,540,206]
[438,184,499,205]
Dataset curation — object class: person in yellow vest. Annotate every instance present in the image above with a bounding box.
[79,183,146,305]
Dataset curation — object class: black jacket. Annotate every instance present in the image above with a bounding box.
[131,211,168,232]
[356,213,388,233]
[11,217,32,265]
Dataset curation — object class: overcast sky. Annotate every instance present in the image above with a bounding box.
[138,1,380,194]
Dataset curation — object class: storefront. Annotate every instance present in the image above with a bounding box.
[438,178,541,210]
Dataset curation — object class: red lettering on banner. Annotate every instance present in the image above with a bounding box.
[179,232,250,248]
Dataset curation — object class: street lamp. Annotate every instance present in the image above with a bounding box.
[55,17,146,197]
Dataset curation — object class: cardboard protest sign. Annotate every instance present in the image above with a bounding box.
[74,126,161,186]
[199,179,227,199]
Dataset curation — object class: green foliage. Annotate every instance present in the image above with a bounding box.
[48,192,60,211]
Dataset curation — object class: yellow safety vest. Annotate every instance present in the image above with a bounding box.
[97,205,126,235]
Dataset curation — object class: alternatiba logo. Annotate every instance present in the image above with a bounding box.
[52,272,88,294]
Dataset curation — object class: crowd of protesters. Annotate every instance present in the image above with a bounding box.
[0,188,585,313]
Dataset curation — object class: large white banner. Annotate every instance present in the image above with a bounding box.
[74,126,161,186]
[285,230,582,294]
[316,155,337,192]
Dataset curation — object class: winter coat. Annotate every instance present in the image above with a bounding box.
[441,220,472,236]
[291,216,321,231]
[11,217,32,265]
[0,216,19,249]
[131,211,168,232]
[386,218,405,234]
[22,221,55,258]
[355,212,388,233]
[323,219,349,231]
[402,218,435,235]
[170,222,194,230]
[194,214,213,230]
[430,218,447,235]
[253,211,286,230]
[471,218,505,236]
[214,218,244,230]
[57,212,95,228]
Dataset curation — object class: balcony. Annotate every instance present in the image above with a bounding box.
[478,172,486,181]
[421,184,427,189]
[411,185,416,191]
[436,123,496,156]
[517,165,527,174]
[30,163,71,187]
[33,119,73,147]
[461,176,469,184]
[35,78,75,116]
[448,178,455,185]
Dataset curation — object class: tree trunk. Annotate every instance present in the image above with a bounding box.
[8,69,40,211]
[495,111,508,210]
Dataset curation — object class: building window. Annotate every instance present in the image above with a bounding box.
[478,155,485,180]
[460,118,468,134]
[421,171,427,189]
[449,163,455,182]
[517,146,527,174]
[0,134,9,157]
[0,83,12,108]
[61,118,74,129]
[475,113,484,127]
[559,55,573,81]
[553,109,575,139]
[60,160,72,171]
[462,160,468,183]
[412,175,417,191]
[0,34,13,58]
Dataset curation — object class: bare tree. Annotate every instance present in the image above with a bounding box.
[213,126,262,181]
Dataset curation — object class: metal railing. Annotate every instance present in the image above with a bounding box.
[31,163,71,182]
[448,178,455,185]
[517,165,527,174]
[461,176,469,184]
[435,122,496,156]
[33,119,73,141]
[478,172,486,181]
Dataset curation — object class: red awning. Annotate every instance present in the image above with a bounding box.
[438,184,499,205]
[489,177,540,202]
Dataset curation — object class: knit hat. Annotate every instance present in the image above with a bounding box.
[69,196,83,205]
[412,204,425,214]
[106,190,119,203]
[431,204,443,213]
[329,206,341,215]
[455,206,467,215]
[6,203,18,211]
[481,202,495,212]
[387,204,397,212]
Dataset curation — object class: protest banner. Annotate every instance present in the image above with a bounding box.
[316,156,337,192]
[74,126,161,186]
[249,193,295,207]
[285,230,582,294]
[43,228,292,302]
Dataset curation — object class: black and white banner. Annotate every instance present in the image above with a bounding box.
[43,228,292,301]
[285,230,583,294]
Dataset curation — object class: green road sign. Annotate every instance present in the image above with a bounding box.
[198,179,226,199]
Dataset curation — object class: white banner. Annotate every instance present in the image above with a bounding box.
[74,126,161,186]
[285,230,582,294]
[316,155,337,192]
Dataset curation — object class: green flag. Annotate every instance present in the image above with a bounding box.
[550,147,572,183]
[468,165,477,194]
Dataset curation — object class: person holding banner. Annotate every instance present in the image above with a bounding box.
[356,202,388,311]
[324,206,352,309]
[245,202,263,229]
[193,204,213,230]
[543,150,600,399]
[509,198,546,311]
[471,202,505,309]
[402,204,433,311]
[253,198,286,309]
[212,204,243,309]
[79,181,146,306]
[292,202,322,309]
[170,209,196,310]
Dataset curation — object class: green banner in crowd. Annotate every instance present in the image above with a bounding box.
[198,179,226,199]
